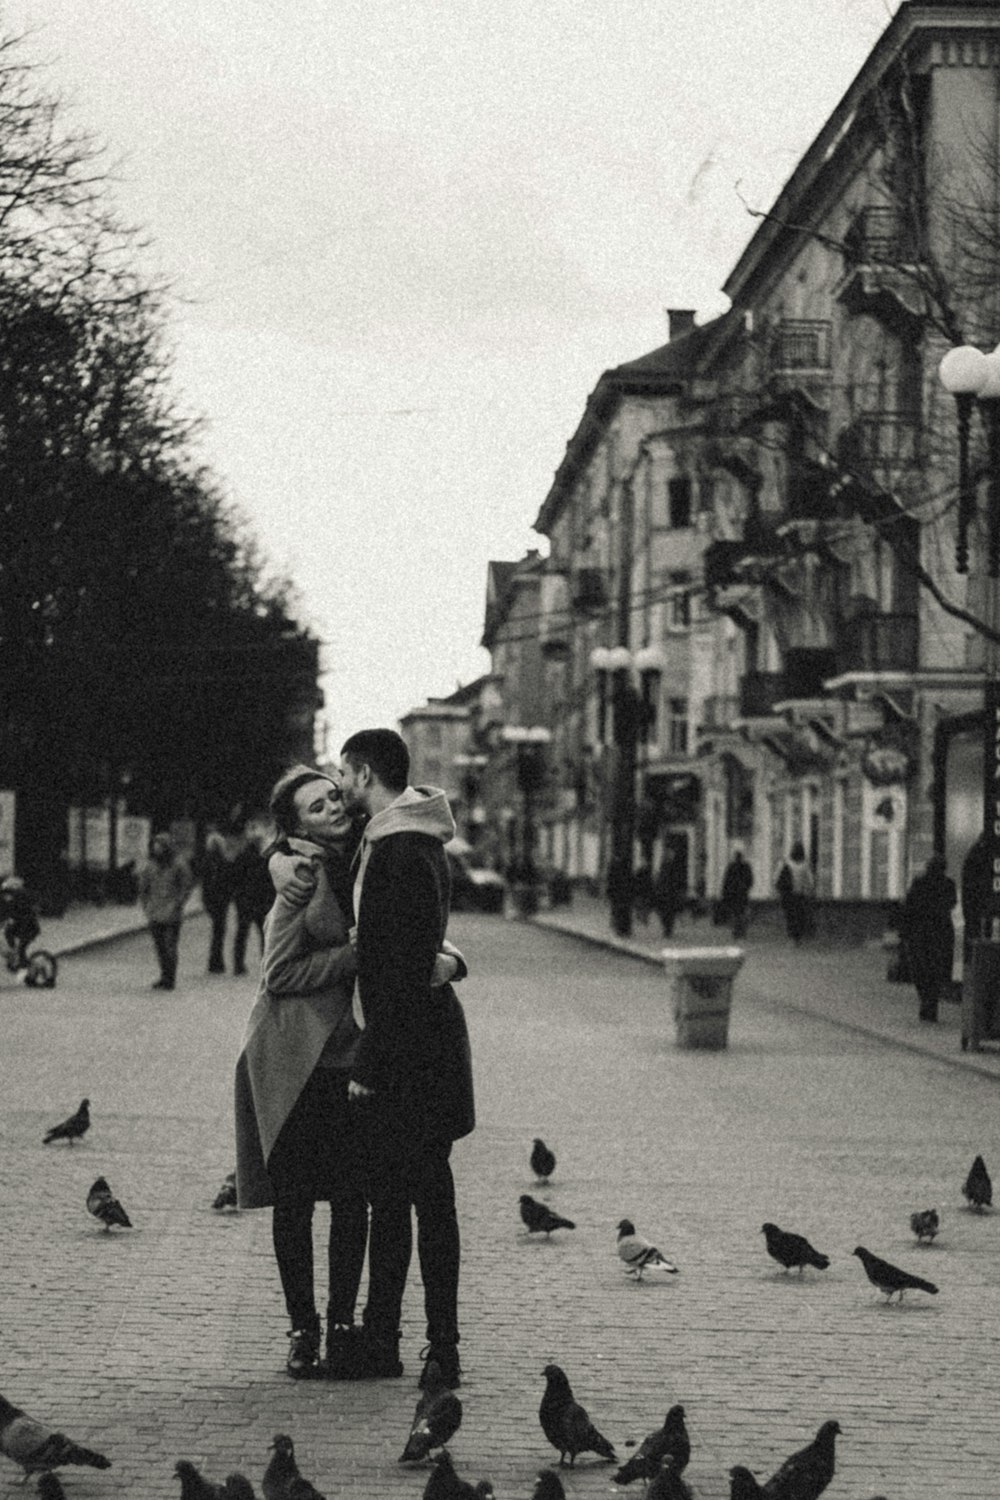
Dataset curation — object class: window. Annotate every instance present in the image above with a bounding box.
[668,698,689,755]
[425,722,443,748]
[668,572,692,629]
[668,476,692,529]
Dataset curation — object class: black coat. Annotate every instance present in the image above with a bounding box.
[353,830,474,1143]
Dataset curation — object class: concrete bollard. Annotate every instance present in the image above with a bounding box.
[661,946,745,1049]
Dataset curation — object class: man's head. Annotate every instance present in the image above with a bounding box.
[151,832,174,864]
[340,729,410,814]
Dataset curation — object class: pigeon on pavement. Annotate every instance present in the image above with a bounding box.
[262,1435,325,1500]
[212,1173,238,1211]
[42,1099,90,1146]
[761,1222,829,1274]
[86,1176,132,1232]
[760,1419,840,1500]
[616,1221,679,1279]
[646,1455,692,1500]
[35,1476,67,1500]
[399,1360,463,1461]
[539,1364,616,1467]
[176,1459,226,1499]
[613,1404,689,1484]
[531,1140,556,1181]
[910,1208,939,1243]
[853,1246,938,1302]
[422,1450,478,1500]
[520,1196,575,1236]
[0,1393,111,1479]
[963,1154,992,1211]
[532,1471,566,1500]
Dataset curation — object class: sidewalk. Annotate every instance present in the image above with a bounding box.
[532,891,1000,1083]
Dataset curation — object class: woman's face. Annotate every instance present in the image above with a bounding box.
[292,776,352,845]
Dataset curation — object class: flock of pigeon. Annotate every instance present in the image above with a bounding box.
[5,1106,993,1499]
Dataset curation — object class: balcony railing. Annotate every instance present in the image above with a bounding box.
[770,319,832,373]
[740,671,787,717]
[571,566,607,611]
[844,205,918,266]
[852,413,921,468]
[700,694,740,729]
[837,613,918,673]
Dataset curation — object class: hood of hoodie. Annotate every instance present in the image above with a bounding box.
[362,785,456,847]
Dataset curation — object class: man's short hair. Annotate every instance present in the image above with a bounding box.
[341,729,409,794]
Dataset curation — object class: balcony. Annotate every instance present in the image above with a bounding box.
[703,539,748,590]
[571,566,607,612]
[837,613,918,673]
[700,694,740,730]
[740,671,787,718]
[853,413,920,469]
[836,206,925,333]
[709,391,757,434]
[539,569,571,659]
[770,319,832,375]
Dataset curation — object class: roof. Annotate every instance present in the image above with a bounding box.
[533,313,729,536]
[481,551,544,649]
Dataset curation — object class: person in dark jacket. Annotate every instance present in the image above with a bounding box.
[201,814,244,974]
[900,853,957,1023]
[718,848,754,938]
[652,848,686,937]
[960,833,991,967]
[339,728,474,1389]
[232,825,274,976]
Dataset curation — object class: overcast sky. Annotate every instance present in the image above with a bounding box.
[7,0,901,753]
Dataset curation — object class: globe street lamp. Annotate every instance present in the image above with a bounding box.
[938,343,1000,1037]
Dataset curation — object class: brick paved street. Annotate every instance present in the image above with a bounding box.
[2,909,998,1499]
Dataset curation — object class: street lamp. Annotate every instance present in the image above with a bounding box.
[589,646,657,938]
[500,724,551,913]
[938,343,1000,1024]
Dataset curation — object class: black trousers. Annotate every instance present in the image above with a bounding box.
[205,902,230,972]
[149,921,181,985]
[268,1068,368,1330]
[362,1106,460,1347]
[233,912,265,975]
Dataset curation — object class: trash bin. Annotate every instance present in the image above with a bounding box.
[662,946,745,1049]
[961,937,1000,1051]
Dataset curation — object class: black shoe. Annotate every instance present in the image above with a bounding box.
[151,980,167,990]
[418,1342,461,1389]
[324,1323,362,1380]
[354,1328,403,1379]
[286,1323,321,1379]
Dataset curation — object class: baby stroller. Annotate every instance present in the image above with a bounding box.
[1,876,57,988]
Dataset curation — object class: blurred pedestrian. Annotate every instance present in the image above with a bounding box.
[652,848,686,938]
[137,832,194,991]
[632,862,654,926]
[774,840,814,944]
[718,847,754,938]
[960,833,991,967]
[232,823,273,976]
[201,810,245,974]
[0,874,40,969]
[901,853,956,1023]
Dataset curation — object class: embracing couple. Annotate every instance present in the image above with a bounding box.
[234,729,474,1388]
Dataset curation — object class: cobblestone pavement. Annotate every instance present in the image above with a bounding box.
[1,908,998,1499]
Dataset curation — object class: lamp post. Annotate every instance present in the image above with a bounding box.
[938,343,1000,1027]
[590,645,659,938]
[500,724,551,914]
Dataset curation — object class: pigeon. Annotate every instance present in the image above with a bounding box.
[42,1098,90,1146]
[36,1476,67,1500]
[422,1450,478,1500]
[520,1196,575,1236]
[646,1455,692,1500]
[616,1220,680,1279]
[613,1404,689,1484]
[533,1471,566,1500]
[262,1435,325,1500]
[531,1139,556,1181]
[759,1419,840,1500]
[963,1154,992,1211]
[539,1363,616,1467]
[176,1459,226,1499]
[86,1176,132,1232]
[223,1479,257,1500]
[399,1360,463,1461]
[0,1393,111,1478]
[212,1172,238,1211]
[910,1208,939,1243]
[760,1222,829,1274]
[853,1246,937,1301]
[729,1466,767,1499]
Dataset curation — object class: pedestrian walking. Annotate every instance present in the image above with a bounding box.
[232,822,273,976]
[137,832,194,991]
[0,874,41,969]
[632,862,654,926]
[900,853,957,1023]
[717,847,753,938]
[652,848,686,938]
[960,833,991,967]
[774,840,815,944]
[234,765,367,1379]
[201,810,244,974]
[339,728,475,1388]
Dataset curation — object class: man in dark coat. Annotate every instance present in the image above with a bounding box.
[901,853,957,1022]
[340,728,474,1389]
[718,848,754,938]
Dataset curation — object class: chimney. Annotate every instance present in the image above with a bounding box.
[667,308,696,341]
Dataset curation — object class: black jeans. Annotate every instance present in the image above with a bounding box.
[269,1069,368,1330]
[233,912,265,975]
[205,902,230,972]
[362,1108,460,1347]
[149,921,181,985]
